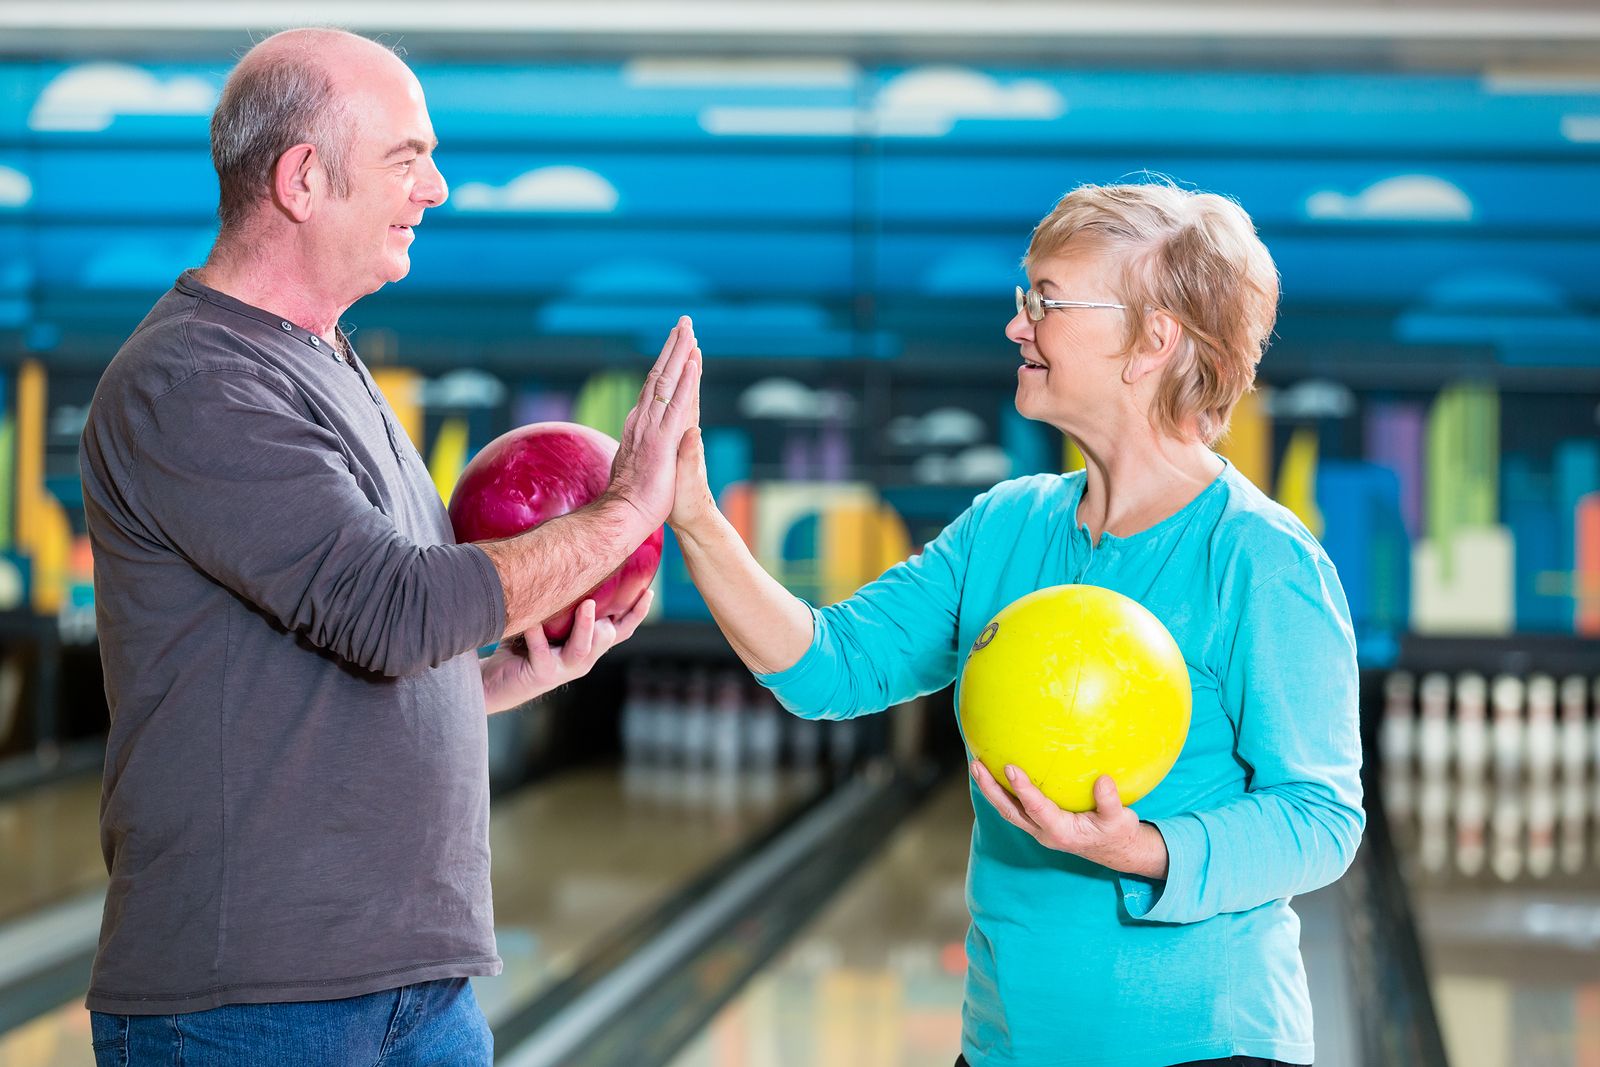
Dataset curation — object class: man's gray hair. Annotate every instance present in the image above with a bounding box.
[209,47,355,230]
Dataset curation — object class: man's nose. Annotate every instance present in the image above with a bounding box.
[416,156,448,207]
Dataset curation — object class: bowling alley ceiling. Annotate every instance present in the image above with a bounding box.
[1,0,1599,69]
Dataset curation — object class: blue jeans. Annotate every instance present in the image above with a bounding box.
[89,978,492,1067]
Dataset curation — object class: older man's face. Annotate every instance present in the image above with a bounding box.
[319,58,447,296]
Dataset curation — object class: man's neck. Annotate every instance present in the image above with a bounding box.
[198,239,350,341]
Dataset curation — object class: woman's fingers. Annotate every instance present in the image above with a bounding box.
[971,759,1037,833]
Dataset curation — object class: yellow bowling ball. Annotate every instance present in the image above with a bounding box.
[959,584,1191,812]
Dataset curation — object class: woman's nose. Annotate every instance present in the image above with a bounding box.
[1005,310,1033,345]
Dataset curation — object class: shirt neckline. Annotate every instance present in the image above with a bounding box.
[1068,453,1233,548]
[175,270,351,363]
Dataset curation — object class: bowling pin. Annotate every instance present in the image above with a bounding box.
[1526,674,1559,789]
[1527,779,1557,879]
[745,683,782,775]
[620,665,650,765]
[1560,675,1589,873]
[1591,677,1600,869]
[654,669,686,766]
[1561,779,1588,874]
[788,713,822,773]
[1417,672,1452,781]
[828,717,860,771]
[711,673,744,776]
[1560,675,1589,787]
[1418,776,1452,874]
[1455,777,1488,877]
[1454,672,1490,785]
[682,669,712,771]
[1490,785,1525,882]
[1491,674,1526,789]
[1380,671,1417,824]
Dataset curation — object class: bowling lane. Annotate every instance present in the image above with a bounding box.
[1409,877,1600,1067]
[667,773,1360,1067]
[477,763,818,1024]
[666,775,972,1067]
[0,774,104,924]
[0,763,820,1067]
[1377,664,1600,1067]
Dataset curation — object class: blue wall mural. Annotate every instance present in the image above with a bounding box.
[0,58,1596,367]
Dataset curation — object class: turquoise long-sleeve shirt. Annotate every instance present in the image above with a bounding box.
[758,461,1365,1067]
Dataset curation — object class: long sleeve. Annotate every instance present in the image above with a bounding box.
[756,490,989,719]
[119,368,503,678]
[1121,553,1367,924]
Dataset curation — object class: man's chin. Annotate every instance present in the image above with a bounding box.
[379,257,411,287]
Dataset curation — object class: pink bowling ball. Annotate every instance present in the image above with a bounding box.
[447,422,664,643]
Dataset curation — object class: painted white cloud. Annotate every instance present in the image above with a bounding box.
[30,63,216,133]
[701,65,1063,138]
[1264,380,1356,420]
[914,446,1012,485]
[453,166,619,213]
[873,67,1064,137]
[50,404,89,440]
[0,165,31,207]
[1561,115,1600,143]
[887,408,986,448]
[1483,73,1600,95]
[701,107,858,136]
[738,378,854,421]
[1305,175,1473,222]
[626,58,854,88]
[419,370,506,409]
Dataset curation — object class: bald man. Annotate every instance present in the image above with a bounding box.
[78,29,702,1066]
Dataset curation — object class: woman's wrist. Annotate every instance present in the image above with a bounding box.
[1116,823,1170,880]
[670,504,729,553]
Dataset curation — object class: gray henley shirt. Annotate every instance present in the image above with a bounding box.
[78,271,508,1013]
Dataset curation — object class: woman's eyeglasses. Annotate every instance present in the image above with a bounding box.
[1015,286,1127,323]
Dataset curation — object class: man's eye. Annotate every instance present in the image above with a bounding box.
[396,159,416,169]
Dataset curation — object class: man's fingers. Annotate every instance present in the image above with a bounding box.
[650,318,696,414]
[614,588,653,641]
[520,624,550,658]
[633,323,678,412]
[565,600,597,661]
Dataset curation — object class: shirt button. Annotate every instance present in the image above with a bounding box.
[280,321,293,331]
[310,336,321,347]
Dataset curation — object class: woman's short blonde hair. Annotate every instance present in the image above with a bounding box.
[1024,180,1279,445]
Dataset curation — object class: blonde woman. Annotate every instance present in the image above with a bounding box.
[670,182,1363,1067]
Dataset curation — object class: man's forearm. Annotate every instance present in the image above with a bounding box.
[674,511,813,676]
[477,494,656,639]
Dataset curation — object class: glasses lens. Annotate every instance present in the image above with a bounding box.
[1025,288,1044,321]
[1015,286,1027,317]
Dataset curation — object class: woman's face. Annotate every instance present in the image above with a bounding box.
[1005,252,1132,433]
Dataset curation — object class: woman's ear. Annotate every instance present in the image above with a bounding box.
[1122,308,1183,384]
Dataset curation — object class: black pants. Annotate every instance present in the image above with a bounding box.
[955,1058,1309,1067]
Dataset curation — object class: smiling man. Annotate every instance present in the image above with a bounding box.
[77,28,701,1066]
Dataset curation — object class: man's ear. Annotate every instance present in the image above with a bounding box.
[271,143,319,223]
[1121,308,1183,385]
